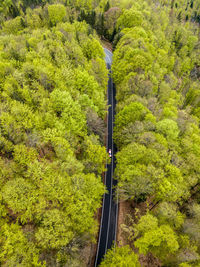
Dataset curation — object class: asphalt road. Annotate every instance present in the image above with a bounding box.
[94,48,118,266]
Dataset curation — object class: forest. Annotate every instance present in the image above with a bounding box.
[0,1,108,266]
[0,0,200,266]
[112,0,200,266]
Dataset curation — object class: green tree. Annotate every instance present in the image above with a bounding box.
[35,209,74,249]
[2,177,38,223]
[0,223,45,267]
[134,214,179,261]
[114,102,151,145]
[117,8,143,29]
[3,16,25,34]
[99,246,140,267]
[82,136,107,174]
[156,119,179,140]
[153,202,185,230]
[48,4,67,26]
[81,37,104,60]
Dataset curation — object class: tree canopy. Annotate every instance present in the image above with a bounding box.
[0,3,108,266]
[110,0,200,266]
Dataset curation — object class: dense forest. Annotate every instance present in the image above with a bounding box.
[111,0,200,266]
[1,0,200,266]
[0,1,109,266]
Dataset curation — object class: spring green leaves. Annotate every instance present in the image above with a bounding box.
[0,8,108,266]
[100,246,140,267]
[111,0,200,265]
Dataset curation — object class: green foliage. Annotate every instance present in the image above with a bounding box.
[48,4,67,26]
[115,102,150,132]
[100,246,140,267]
[117,8,143,29]
[179,263,192,267]
[35,209,74,249]
[1,0,200,265]
[2,178,38,223]
[0,8,107,266]
[13,144,38,168]
[115,139,188,202]
[134,214,179,260]
[3,16,25,34]
[153,202,185,230]
[83,136,107,174]
[111,0,200,265]
[81,37,104,60]
[0,223,45,267]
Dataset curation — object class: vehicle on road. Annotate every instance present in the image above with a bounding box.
[109,149,112,158]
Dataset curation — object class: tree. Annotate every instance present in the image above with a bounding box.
[48,4,67,26]
[74,68,106,117]
[35,209,74,249]
[115,142,169,201]
[153,202,185,230]
[156,119,179,140]
[114,102,151,142]
[99,246,140,267]
[13,144,38,169]
[117,164,154,201]
[2,178,38,223]
[3,16,25,34]
[117,8,143,29]
[134,214,179,261]
[154,163,189,202]
[0,223,45,267]
[81,37,104,60]
[104,7,122,39]
[82,136,107,175]
[86,108,105,143]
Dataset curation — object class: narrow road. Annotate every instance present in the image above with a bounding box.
[94,48,118,266]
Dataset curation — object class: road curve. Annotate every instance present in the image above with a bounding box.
[94,48,118,266]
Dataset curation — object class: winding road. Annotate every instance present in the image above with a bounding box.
[94,48,118,266]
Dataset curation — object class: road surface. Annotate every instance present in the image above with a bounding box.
[94,48,118,266]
